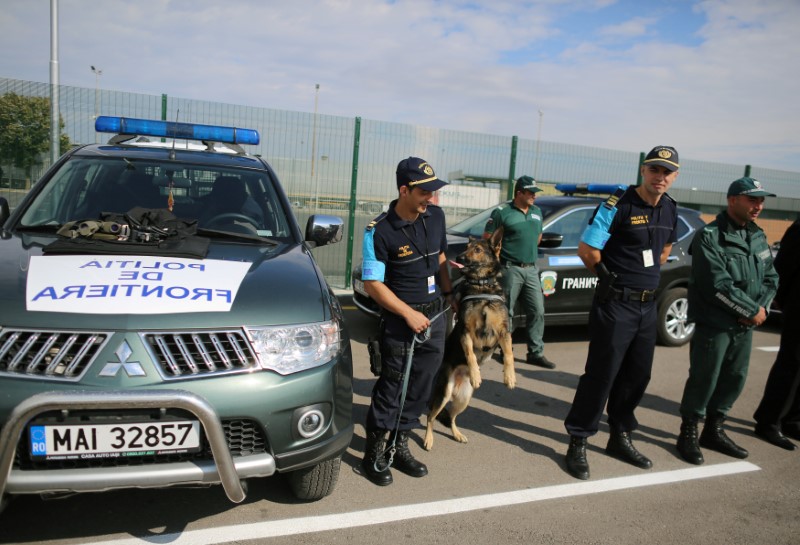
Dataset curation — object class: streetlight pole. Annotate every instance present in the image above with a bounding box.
[91,65,102,142]
[534,109,543,181]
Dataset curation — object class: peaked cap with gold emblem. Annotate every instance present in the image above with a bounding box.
[642,145,680,172]
[396,157,448,191]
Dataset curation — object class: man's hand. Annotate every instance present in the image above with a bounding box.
[739,306,767,327]
[405,309,430,334]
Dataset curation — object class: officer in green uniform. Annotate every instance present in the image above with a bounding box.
[483,176,556,369]
[676,177,779,465]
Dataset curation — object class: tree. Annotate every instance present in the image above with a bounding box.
[0,92,71,184]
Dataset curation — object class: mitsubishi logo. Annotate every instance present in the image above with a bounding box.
[99,341,147,377]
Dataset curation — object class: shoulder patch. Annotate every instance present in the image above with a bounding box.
[602,186,627,210]
[365,211,388,231]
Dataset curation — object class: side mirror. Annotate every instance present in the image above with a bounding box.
[305,214,344,248]
[540,232,563,249]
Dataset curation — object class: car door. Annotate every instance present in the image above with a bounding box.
[536,205,598,322]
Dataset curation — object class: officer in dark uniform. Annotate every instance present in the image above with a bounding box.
[563,146,680,480]
[753,219,799,449]
[360,157,454,486]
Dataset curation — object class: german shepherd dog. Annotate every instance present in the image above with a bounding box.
[423,237,515,450]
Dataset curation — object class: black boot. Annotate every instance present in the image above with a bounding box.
[390,430,428,477]
[565,436,590,480]
[699,414,748,459]
[606,430,652,469]
[676,417,704,465]
[361,429,393,486]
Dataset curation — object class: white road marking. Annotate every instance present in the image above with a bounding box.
[82,462,759,545]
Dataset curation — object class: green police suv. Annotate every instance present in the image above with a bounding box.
[0,117,353,510]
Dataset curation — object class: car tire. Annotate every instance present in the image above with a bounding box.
[657,287,695,347]
[287,455,342,501]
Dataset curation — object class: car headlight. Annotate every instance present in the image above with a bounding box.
[247,320,341,375]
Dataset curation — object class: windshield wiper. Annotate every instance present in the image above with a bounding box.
[196,228,278,245]
[14,224,61,233]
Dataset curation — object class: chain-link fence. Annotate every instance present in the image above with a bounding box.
[2,77,799,288]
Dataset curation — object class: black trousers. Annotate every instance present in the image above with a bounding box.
[366,311,445,432]
[753,308,800,431]
[565,297,657,437]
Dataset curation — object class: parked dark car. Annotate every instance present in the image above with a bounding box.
[352,184,706,347]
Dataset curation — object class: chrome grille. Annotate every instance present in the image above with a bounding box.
[141,330,259,378]
[0,329,111,381]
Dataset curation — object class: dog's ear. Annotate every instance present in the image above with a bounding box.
[489,227,503,258]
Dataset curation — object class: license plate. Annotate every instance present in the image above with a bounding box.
[29,421,201,459]
[354,279,365,295]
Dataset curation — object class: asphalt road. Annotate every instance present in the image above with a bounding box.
[2,296,798,545]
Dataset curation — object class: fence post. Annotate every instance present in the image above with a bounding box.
[744,164,751,177]
[507,135,518,200]
[636,151,645,186]
[160,94,168,142]
[344,117,361,289]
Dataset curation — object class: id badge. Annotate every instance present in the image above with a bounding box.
[642,249,655,268]
[427,275,436,294]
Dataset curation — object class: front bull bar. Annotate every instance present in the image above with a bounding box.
[0,390,257,503]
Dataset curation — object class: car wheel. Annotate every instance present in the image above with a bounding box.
[286,455,341,501]
[657,287,695,347]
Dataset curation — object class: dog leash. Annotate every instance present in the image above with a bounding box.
[375,306,450,473]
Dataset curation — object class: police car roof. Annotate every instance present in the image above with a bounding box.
[72,142,268,169]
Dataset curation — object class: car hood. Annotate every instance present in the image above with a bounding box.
[0,233,330,329]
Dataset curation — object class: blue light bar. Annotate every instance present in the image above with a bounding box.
[95,116,260,145]
[556,183,627,195]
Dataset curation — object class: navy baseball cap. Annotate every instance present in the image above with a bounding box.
[727,177,776,198]
[643,146,680,172]
[515,175,542,193]
[396,157,448,191]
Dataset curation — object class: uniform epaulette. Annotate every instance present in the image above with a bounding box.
[365,211,388,231]
[602,185,628,210]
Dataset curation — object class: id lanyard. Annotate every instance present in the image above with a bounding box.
[400,217,431,271]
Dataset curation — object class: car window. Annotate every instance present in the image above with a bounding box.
[675,214,693,242]
[543,206,596,249]
[19,156,292,240]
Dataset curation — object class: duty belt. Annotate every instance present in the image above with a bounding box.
[609,287,656,302]
[408,296,445,317]
[501,260,536,268]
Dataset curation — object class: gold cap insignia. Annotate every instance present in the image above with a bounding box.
[658,149,672,159]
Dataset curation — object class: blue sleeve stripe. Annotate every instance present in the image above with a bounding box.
[580,205,616,249]
[362,228,385,282]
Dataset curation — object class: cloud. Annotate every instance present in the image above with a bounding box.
[0,0,798,171]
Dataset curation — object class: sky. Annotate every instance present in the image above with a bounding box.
[1,0,799,173]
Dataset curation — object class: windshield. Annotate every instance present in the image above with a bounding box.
[18,155,293,241]
[447,201,559,239]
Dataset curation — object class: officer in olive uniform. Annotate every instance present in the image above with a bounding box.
[483,176,556,369]
[564,146,680,480]
[360,157,454,486]
[676,177,779,465]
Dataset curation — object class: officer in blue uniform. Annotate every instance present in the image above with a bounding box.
[360,157,454,486]
[563,146,680,480]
